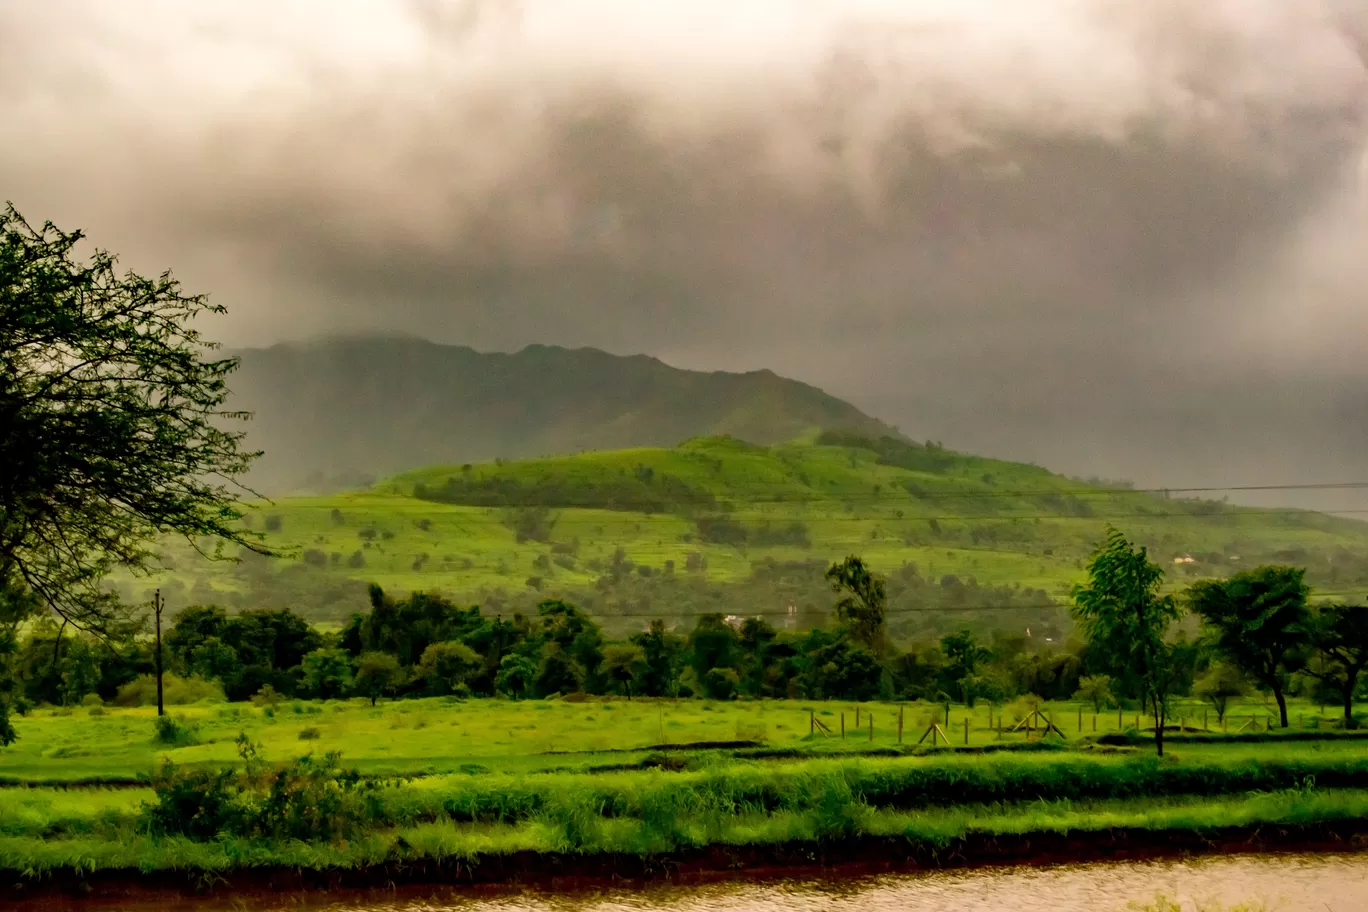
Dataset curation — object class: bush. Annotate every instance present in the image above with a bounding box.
[81,693,104,708]
[153,714,197,747]
[115,674,225,707]
[251,684,282,707]
[298,727,321,741]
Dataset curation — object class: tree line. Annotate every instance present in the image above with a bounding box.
[2,531,1365,751]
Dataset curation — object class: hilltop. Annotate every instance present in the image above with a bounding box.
[226,336,899,493]
[138,434,1368,637]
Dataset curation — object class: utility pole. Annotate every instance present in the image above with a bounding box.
[153,589,165,718]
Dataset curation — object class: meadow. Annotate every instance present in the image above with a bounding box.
[3,694,1368,884]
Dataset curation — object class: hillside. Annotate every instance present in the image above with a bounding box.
[136,434,1368,638]
[227,336,899,493]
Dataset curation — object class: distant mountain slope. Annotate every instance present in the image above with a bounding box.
[228,336,899,492]
[141,434,1368,629]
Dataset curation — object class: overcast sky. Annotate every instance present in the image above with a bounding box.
[5,1,1368,506]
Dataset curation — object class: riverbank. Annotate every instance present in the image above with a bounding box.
[5,789,1368,901]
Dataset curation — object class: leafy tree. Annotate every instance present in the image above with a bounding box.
[535,642,583,696]
[59,637,101,705]
[1072,527,1181,756]
[940,629,989,705]
[300,648,353,700]
[803,637,884,701]
[415,641,482,696]
[0,204,262,636]
[1305,604,1368,729]
[1186,566,1311,727]
[630,620,684,697]
[702,667,740,700]
[495,654,537,699]
[352,652,404,706]
[537,600,604,691]
[825,556,887,652]
[601,643,646,699]
[1193,663,1247,723]
[1073,674,1114,713]
[687,613,741,684]
[187,637,245,697]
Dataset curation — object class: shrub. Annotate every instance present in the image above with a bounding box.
[298,727,321,741]
[153,714,198,747]
[116,674,225,707]
[251,684,282,707]
[81,693,104,708]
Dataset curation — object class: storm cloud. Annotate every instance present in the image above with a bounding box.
[4,0,1368,506]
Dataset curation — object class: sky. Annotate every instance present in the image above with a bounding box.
[4,0,1368,507]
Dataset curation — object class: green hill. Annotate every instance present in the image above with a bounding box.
[227,336,899,493]
[134,434,1368,640]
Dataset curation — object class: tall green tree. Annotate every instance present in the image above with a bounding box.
[601,643,646,699]
[352,652,405,706]
[1186,566,1311,728]
[1072,527,1181,756]
[940,629,989,706]
[825,556,888,653]
[629,620,684,697]
[0,204,262,638]
[1305,604,1368,729]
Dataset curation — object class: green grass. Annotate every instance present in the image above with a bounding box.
[1,788,1364,877]
[2,695,1360,782]
[129,436,1368,621]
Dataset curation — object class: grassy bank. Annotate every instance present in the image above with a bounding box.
[3,789,1367,883]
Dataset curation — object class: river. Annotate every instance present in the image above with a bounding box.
[19,853,1368,912]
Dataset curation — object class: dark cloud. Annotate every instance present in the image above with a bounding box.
[4,1,1368,505]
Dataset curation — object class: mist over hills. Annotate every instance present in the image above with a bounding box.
[228,336,899,492]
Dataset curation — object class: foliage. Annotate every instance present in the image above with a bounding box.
[352,651,405,705]
[0,203,262,633]
[1193,663,1248,723]
[1187,566,1312,727]
[153,714,197,747]
[115,674,224,707]
[416,641,482,696]
[300,648,354,700]
[600,643,646,699]
[1305,603,1368,729]
[825,556,888,653]
[1074,674,1114,712]
[1072,527,1181,756]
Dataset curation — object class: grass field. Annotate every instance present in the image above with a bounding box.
[3,694,1368,881]
[3,694,1359,782]
[124,436,1368,621]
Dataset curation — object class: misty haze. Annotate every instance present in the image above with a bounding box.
[5,0,1368,506]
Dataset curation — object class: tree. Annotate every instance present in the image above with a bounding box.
[825,556,887,652]
[1072,527,1181,756]
[687,613,740,683]
[630,620,684,697]
[300,648,353,700]
[416,641,482,696]
[1193,662,1247,723]
[601,644,646,700]
[1187,566,1311,728]
[940,629,989,706]
[352,652,405,706]
[495,654,537,700]
[1305,604,1368,729]
[0,204,262,636]
[1073,674,1114,713]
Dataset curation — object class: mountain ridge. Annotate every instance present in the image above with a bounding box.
[226,336,901,493]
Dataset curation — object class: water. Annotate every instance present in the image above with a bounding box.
[25,853,1368,912]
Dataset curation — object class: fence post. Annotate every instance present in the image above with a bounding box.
[1092,713,1097,733]
[869,714,874,742]
[964,716,969,745]
[856,706,860,728]
[1078,707,1083,732]
[810,711,814,735]
[945,703,951,727]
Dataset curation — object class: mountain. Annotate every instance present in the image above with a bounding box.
[227,336,900,493]
[142,434,1368,632]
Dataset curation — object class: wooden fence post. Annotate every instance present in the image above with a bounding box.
[1092,713,1097,732]
[809,711,814,735]
[964,717,969,745]
[855,706,860,728]
[869,714,874,742]
[1078,707,1083,732]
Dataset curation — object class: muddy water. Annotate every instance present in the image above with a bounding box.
[23,853,1368,912]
